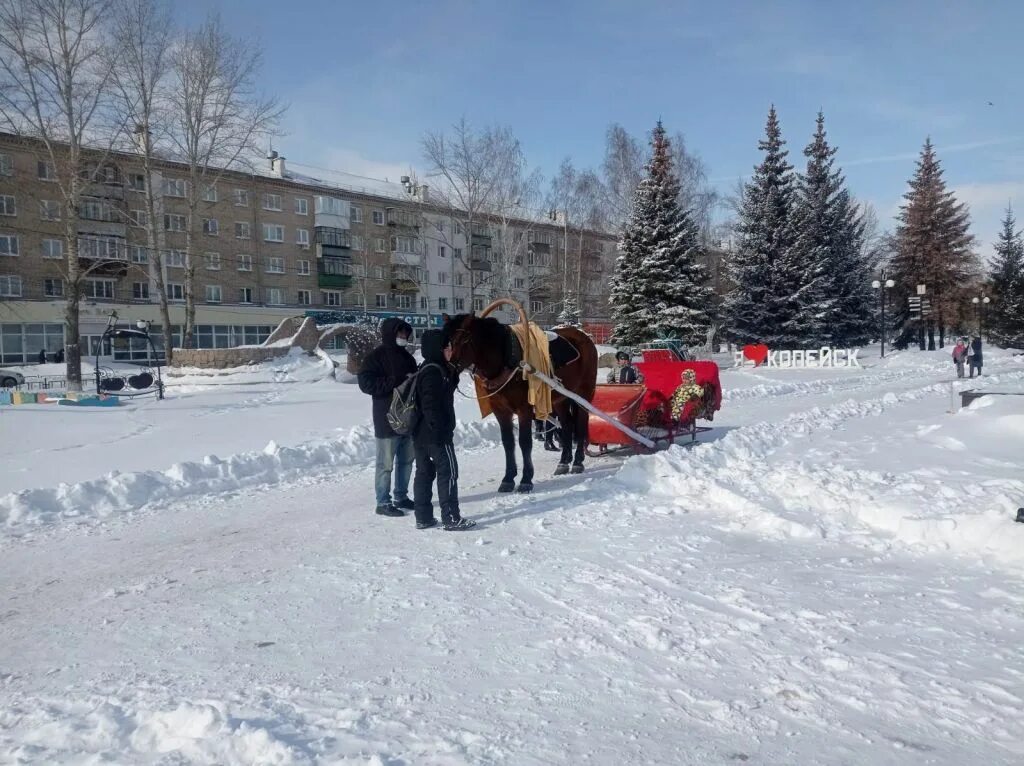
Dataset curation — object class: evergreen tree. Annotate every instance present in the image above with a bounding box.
[989,206,1024,347]
[610,121,712,345]
[891,139,977,349]
[557,293,581,327]
[791,113,874,346]
[724,106,800,346]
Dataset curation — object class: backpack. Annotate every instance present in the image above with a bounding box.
[386,363,442,436]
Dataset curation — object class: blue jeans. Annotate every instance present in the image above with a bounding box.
[375,436,413,506]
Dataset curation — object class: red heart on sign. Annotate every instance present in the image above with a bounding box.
[742,344,769,366]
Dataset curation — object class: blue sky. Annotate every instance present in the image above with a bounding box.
[183,0,1023,259]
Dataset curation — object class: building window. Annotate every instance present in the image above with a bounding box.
[39,200,61,221]
[372,265,385,280]
[438,272,447,285]
[297,259,310,276]
[266,287,284,305]
[454,247,463,260]
[353,293,365,307]
[297,289,311,305]
[235,221,251,239]
[202,218,219,235]
[78,236,124,261]
[81,198,116,222]
[132,282,150,300]
[514,277,525,290]
[420,296,428,310]
[0,235,18,257]
[395,294,412,310]
[263,224,284,242]
[473,297,484,312]
[233,189,249,206]
[128,173,146,191]
[129,209,148,228]
[239,287,253,303]
[322,290,341,307]
[438,245,446,258]
[205,285,222,303]
[201,185,217,202]
[455,272,464,287]
[372,209,385,225]
[237,254,252,271]
[435,220,445,233]
[350,205,362,223]
[0,275,22,297]
[438,297,448,311]
[295,198,309,215]
[162,178,186,197]
[130,245,148,264]
[38,160,56,180]
[375,237,386,253]
[262,193,282,211]
[164,213,186,232]
[44,278,64,297]
[455,297,465,311]
[265,256,284,274]
[84,279,115,300]
[531,300,543,314]
[165,249,186,268]
[455,222,463,235]
[354,263,366,277]
[0,153,12,176]
[167,283,185,301]
[40,238,61,259]
[375,293,387,308]
[296,228,309,248]
[0,195,16,217]
[204,252,221,270]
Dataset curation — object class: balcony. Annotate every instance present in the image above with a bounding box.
[315,226,352,258]
[79,257,129,278]
[470,258,491,272]
[318,272,352,290]
[529,241,551,254]
[386,207,418,229]
[471,232,492,248]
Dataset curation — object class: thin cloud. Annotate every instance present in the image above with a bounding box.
[845,137,1023,168]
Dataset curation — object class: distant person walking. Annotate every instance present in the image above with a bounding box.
[969,336,983,378]
[358,318,418,517]
[37,348,47,365]
[54,347,64,364]
[952,339,968,378]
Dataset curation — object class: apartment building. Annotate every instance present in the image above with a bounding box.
[0,133,617,363]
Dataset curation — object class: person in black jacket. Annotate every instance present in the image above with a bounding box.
[607,350,643,384]
[969,336,983,378]
[412,330,475,531]
[358,318,418,517]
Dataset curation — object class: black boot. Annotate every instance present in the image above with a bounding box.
[417,518,438,529]
[442,506,476,531]
[393,497,415,511]
[375,504,404,517]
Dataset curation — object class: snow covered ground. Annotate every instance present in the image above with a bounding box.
[1,346,1023,764]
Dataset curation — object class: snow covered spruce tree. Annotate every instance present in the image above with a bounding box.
[609,121,712,345]
[724,106,801,347]
[791,112,873,347]
[891,139,977,349]
[557,293,581,327]
[989,206,1024,348]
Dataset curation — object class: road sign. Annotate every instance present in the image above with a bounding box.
[916,284,927,295]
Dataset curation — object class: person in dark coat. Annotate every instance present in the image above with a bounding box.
[38,349,47,365]
[607,350,644,384]
[358,318,418,517]
[411,330,474,531]
[54,347,64,363]
[969,336,983,378]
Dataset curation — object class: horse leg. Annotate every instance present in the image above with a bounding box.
[517,408,535,493]
[497,411,517,492]
[553,401,572,476]
[571,402,587,473]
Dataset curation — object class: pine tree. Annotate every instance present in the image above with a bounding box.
[791,113,874,347]
[724,106,800,346]
[557,293,581,327]
[891,139,977,349]
[610,121,712,345]
[989,206,1024,348]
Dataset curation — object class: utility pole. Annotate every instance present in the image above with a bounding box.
[872,270,895,357]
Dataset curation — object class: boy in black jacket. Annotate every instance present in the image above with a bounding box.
[412,330,475,531]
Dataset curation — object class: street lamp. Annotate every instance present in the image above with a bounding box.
[871,273,896,357]
[971,295,991,337]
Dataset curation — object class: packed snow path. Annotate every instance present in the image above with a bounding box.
[1,349,1022,764]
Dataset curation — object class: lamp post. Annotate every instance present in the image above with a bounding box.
[871,272,895,357]
[971,295,991,337]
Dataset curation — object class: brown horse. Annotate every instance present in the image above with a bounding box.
[442,314,598,493]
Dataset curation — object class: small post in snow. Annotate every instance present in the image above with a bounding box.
[949,381,958,414]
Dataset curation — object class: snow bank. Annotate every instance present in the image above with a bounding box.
[614,376,1024,570]
[167,347,335,389]
[0,418,501,536]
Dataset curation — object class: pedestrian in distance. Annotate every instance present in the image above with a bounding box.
[54,347,64,364]
[358,318,418,517]
[37,348,46,365]
[969,336,983,378]
[952,339,967,379]
[411,329,474,531]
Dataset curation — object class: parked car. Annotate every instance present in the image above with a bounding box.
[0,369,25,388]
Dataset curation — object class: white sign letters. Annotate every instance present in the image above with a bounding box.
[733,347,861,369]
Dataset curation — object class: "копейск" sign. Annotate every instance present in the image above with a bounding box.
[734,344,861,369]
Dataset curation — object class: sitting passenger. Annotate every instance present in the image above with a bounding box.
[607,351,644,384]
[669,369,705,422]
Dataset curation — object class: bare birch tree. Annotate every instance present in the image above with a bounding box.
[0,0,125,389]
[109,0,176,361]
[167,13,282,348]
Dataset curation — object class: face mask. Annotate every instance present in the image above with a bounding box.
[396,338,409,348]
